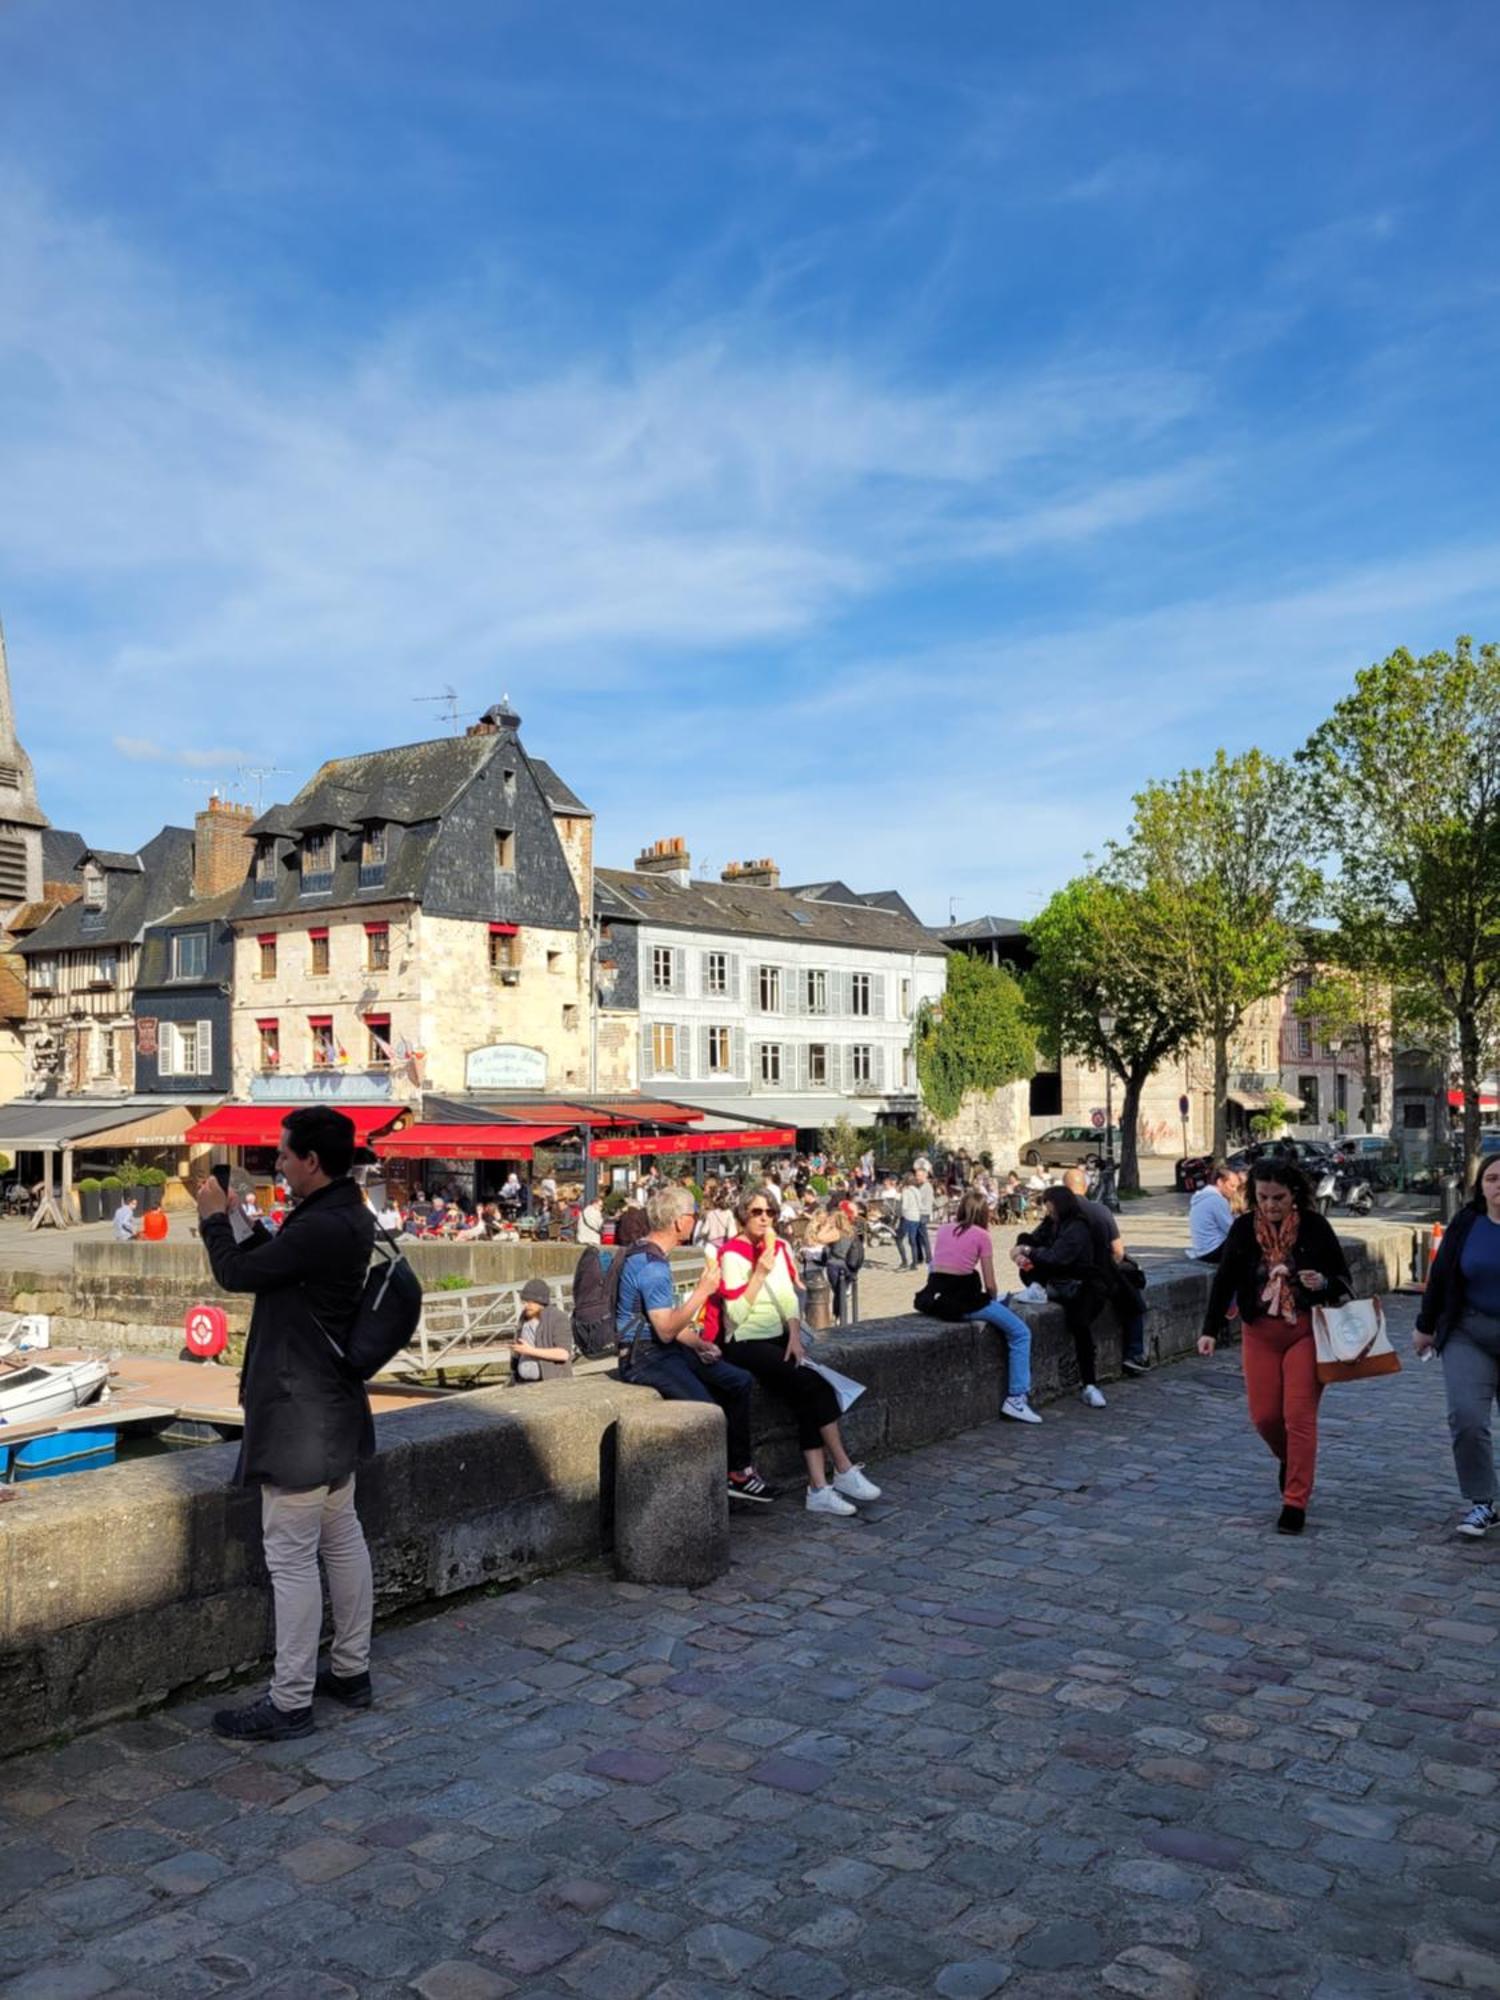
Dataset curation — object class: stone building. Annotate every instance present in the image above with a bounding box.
[220,707,593,1114]
[594,841,946,1141]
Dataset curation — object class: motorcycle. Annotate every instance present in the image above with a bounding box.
[1336,1171,1374,1216]
[1312,1166,1338,1217]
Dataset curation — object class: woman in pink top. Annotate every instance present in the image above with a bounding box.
[921,1188,1040,1423]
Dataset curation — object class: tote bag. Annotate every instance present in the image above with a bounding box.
[1311,1296,1401,1384]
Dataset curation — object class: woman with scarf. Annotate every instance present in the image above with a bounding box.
[1198,1159,1352,1534]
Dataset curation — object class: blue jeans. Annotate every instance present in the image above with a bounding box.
[627,1342,754,1468]
[1120,1297,1147,1364]
[968,1297,1031,1398]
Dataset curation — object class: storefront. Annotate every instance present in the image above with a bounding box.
[0,1098,209,1228]
[183,1102,407,1188]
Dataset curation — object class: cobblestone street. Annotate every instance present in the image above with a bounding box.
[5,1297,1500,2000]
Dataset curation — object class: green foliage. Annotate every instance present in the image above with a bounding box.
[101,1174,123,1190]
[863,1124,937,1173]
[601,1189,628,1217]
[913,955,1034,1123]
[809,1173,829,1196]
[824,1117,864,1173]
[78,1177,102,1193]
[1297,636,1500,1175]
[1248,1092,1291,1139]
[136,1166,167,1187]
[0,1153,10,1176]
[434,1274,473,1290]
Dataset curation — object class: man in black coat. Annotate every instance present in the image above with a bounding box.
[197,1106,377,1741]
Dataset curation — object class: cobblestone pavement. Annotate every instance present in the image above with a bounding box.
[5,1297,1499,2000]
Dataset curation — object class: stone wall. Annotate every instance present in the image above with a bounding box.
[0,1227,1409,1754]
[932,1081,1032,1170]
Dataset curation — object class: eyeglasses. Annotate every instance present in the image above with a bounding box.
[745,1204,772,1217]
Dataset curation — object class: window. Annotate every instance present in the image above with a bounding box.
[562,1003,579,1032]
[704,951,728,997]
[257,1019,280,1071]
[82,865,106,911]
[803,969,828,1015]
[1363,1080,1382,1122]
[900,978,912,1019]
[92,1025,115,1077]
[300,831,334,893]
[171,930,208,981]
[547,949,562,974]
[651,946,675,994]
[91,950,119,989]
[502,768,517,804]
[253,840,277,900]
[651,1023,678,1074]
[159,1020,212,1077]
[309,1018,337,1066]
[903,1048,914,1090]
[358,824,387,890]
[757,1042,782,1085]
[489,926,519,972]
[1298,1076,1320,1126]
[365,923,390,972]
[364,1014,391,1066]
[850,972,872,1017]
[1403,1101,1427,1130]
[309,930,330,977]
[757,965,781,1012]
[706,1026,731,1073]
[257,934,277,979]
[495,829,515,873]
[807,1043,829,1086]
[851,1044,874,1085]
[31,955,55,992]
[0,837,27,900]
[1295,1018,1313,1058]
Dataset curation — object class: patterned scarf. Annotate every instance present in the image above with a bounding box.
[1253,1204,1303,1323]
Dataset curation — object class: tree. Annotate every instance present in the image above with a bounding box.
[912,954,1034,1124]
[1025,874,1198,1194]
[1111,749,1308,1156]
[1297,637,1500,1183]
[1294,957,1393,1135]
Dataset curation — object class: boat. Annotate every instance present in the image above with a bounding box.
[0,1357,110,1425]
[8,1429,119,1480]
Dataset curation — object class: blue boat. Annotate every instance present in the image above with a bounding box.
[7,1429,119,1480]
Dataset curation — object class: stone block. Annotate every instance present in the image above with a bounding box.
[614,1399,729,1587]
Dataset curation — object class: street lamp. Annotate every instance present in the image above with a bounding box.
[1099,1010,1120,1210]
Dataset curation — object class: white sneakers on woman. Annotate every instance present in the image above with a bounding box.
[1002,1394,1042,1424]
[806,1465,883,1516]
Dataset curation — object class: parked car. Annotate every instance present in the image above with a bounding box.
[1177,1137,1334,1190]
[1022,1124,1121,1169]
[1333,1134,1401,1177]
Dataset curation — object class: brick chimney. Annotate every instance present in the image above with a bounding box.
[721,857,781,890]
[194,794,256,899]
[634,836,692,888]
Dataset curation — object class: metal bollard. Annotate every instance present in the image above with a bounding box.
[804,1267,835,1332]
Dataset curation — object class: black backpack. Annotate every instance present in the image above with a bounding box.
[320,1227,424,1381]
[571,1246,618,1359]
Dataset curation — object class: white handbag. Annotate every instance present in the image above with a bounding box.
[1311,1296,1400,1383]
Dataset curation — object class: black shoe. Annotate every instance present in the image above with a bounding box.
[1121,1357,1149,1377]
[727,1469,776,1504]
[315,1665,374,1709]
[1276,1505,1305,1536]
[213,1695,314,1741]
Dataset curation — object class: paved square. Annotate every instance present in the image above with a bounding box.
[3,1297,1498,1998]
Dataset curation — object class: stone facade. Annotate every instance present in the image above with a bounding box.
[931,1079,1033,1168]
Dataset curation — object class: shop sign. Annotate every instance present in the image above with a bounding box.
[466,1042,547,1089]
[136,1017,158,1057]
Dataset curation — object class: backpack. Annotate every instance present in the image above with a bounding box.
[318,1227,424,1381]
[571,1246,619,1359]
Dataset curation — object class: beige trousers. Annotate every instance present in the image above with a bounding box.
[260,1476,373,1712]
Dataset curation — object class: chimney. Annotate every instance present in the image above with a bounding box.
[721,856,781,891]
[468,701,522,738]
[194,793,256,899]
[634,836,691,888]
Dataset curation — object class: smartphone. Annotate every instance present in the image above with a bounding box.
[211,1164,232,1194]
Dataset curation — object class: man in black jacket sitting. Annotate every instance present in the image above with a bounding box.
[197,1107,377,1741]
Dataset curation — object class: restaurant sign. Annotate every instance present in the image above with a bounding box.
[136,1017,158,1057]
[466,1042,548,1090]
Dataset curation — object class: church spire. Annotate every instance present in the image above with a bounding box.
[0,614,15,758]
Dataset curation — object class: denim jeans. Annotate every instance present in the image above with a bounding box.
[968,1296,1032,1398]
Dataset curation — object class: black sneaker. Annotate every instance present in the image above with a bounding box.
[315,1665,374,1709]
[213,1695,314,1741]
[1276,1505,1306,1536]
[1121,1357,1149,1377]
[727,1469,775,1504]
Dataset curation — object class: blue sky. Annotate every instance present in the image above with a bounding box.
[2,1,1498,922]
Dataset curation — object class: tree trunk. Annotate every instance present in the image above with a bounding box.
[1118,1069,1145,1195]
[1459,1010,1483,1187]
[1362,1028,1376,1134]
[1212,1032,1230,1156]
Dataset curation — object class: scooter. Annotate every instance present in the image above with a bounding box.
[1336,1171,1374,1216]
[1312,1165,1339,1217]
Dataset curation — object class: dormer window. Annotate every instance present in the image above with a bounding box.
[358,823,387,890]
[253,839,278,901]
[82,865,106,911]
[502,768,517,805]
[300,831,334,894]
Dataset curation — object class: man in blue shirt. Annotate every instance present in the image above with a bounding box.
[617,1186,773,1503]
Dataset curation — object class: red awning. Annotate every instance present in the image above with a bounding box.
[186,1105,404,1146]
[590,1126,795,1160]
[373,1122,572,1161]
[1448,1089,1500,1112]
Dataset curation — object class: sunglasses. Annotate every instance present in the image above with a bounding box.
[745,1204,773,1217]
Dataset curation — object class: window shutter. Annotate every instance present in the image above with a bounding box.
[699,1025,712,1075]
[796,1042,809,1089]
[871,1044,885,1089]
[870,973,886,1019]
[677,1021,693,1079]
[672,947,686,995]
[727,955,741,1003]
[197,1021,213,1074]
[700,951,715,993]
[842,1044,855,1091]
[829,969,846,1016]
[640,1020,655,1080]
[731,1025,745,1077]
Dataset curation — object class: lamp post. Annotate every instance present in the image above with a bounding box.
[584,940,619,1203]
[1099,1010,1120,1211]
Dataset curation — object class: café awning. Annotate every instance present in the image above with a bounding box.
[1226,1089,1302,1114]
[589,1125,795,1161]
[373,1122,572,1161]
[185,1105,404,1147]
[0,1099,200,1152]
[1448,1089,1500,1112]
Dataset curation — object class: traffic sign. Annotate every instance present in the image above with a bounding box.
[1178,1094,1191,1118]
[1090,1109,1106,1130]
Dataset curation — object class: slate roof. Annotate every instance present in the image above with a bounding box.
[787,881,925,926]
[530,760,592,817]
[250,736,495,838]
[597,869,945,956]
[136,889,238,990]
[81,848,144,873]
[15,826,195,955]
[41,828,86,882]
[938,914,1028,942]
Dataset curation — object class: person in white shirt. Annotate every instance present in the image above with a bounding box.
[1189,1163,1241,1262]
[576,1196,604,1247]
[113,1196,140,1241]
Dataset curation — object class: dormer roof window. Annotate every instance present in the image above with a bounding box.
[82,864,106,912]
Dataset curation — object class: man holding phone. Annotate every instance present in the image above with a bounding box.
[196,1107,377,1741]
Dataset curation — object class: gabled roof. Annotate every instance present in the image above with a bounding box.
[267,735,496,835]
[597,868,945,956]
[16,826,195,955]
[530,759,592,817]
[80,848,144,873]
[787,881,924,925]
[41,828,86,882]
[938,915,1028,942]
[137,889,238,990]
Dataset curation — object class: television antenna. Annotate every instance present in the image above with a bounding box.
[236,765,291,810]
[413,685,462,734]
[948,895,961,924]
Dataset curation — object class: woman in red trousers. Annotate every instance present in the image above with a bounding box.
[1198,1159,1352,1534]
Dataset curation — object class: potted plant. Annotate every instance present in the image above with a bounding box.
[137,1165,167,1211]
[119,1159,146,1207]
[99,1173,124,1218]
[77,1176,103,1223]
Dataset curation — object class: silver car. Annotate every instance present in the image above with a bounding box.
[1022,1123,1120,1169]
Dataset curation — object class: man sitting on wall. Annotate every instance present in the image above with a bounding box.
[1189,1162,1241,1263]
[1062,1166,1150,1376]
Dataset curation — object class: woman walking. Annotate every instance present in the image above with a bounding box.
[718,1190,882,1518]
[920,1187,1041,1423]
[1415,1156,1500,1538]
[1013,1185,1110,1408]
[1198,1159,1351,1535]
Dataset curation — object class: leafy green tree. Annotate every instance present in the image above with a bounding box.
[1294,951,1393,1135]
[1297,637,1500,1182]
[1111,749,1307,1156]
[912,954,1034,1124]
[1026,874,1198,1194]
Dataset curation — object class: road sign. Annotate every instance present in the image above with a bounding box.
[1090,1109,1106,1130]
[1178,1094,1191,1119]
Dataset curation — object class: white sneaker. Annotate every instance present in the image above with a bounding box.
[1080,1385,1107,1409]
[832,1464,882,1503]
[1002,1394,1042,1425]
[806,1484,858,1517]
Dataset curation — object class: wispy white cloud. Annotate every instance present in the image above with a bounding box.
[114,736,254,769]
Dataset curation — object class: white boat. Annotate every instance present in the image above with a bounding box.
[0,1358,110,1425]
